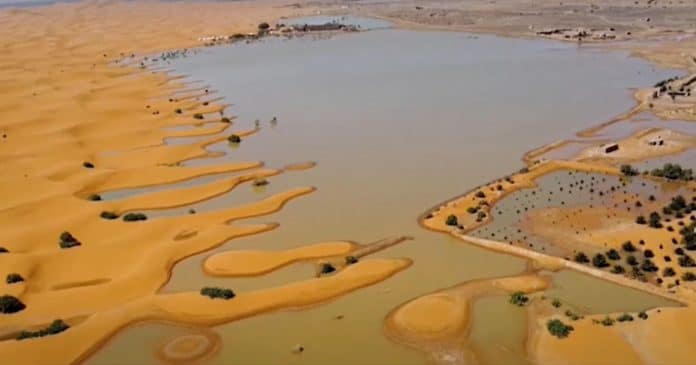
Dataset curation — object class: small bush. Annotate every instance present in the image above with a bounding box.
[59,232,81,249]
[600,316,615,326]
[228,134,241,143]
[174,108,182,114]
[200,287,235,300]
[679,255,696,267]
[123,213,147,222]
[620,165,639,176]
[592,253,610,268]
[87,194,102,201]
[82,162,95,169]
[345,256,358,265]
[6,273,24,284]
[547,319,574,338]
[611,265,625,274]
[617,313,634,322]
[626,255,638,266]
[663,267,676,277]
[574,252,589,263]
[638,311,648,320]
[641,259,658,272]
[221,117,231,123]
[635,216,647,225]
[466,206,478,214]
[0,247,7,254]
[258,22,270,30]
[606,249,620,260]
[319,263,336,275]
[445,215,458,226]
[552,298,561,308]
[622,241,636,252]
[100,211,119,220]
[193,113,204,120]
[475,191,486,198]
[509,292,529,306]
[682,272,696,281]
[0,295,26,314]
[16,319,69,340]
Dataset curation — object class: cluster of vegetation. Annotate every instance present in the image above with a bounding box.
[6,273,24,284]
[638,311,648,320]
[547,319,574,338]
[600,316,615,326]
[509,292,529,306]
[620,164,639,177]
[551,298,562,308]
[82,161,95,169]
[680,221,696,250]
[466,206,479,214]
[445,214,458,226]
[59,232,81,249]
[193,113,204,120]
[16,319,69,340]
[87,193,102,201]
[345,256,359,265]
[564,310,582,321]
[574,252,589,264]
[123,213,147,222]
[319,263,336,275]
[100,211,119,220]
[682,272,696,281]
[592,253,609,268]
[679,254,696,268]
[650,163,693,181]
[228,134,241,143]
[0,295,26,314]
[200,287,235,300]
[606,249,621,260]
[617,313,634,322]
[475,191,486,199]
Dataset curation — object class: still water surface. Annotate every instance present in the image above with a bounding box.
[88,19,679,365]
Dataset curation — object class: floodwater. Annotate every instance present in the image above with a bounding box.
[87,18,681,365]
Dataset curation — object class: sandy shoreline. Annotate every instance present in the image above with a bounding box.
[1,0,696,364]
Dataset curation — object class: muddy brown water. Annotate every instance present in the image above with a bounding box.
[87,18,681,365]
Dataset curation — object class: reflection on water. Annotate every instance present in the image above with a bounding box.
[87,25,681,365]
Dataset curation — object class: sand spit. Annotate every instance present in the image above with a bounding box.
[0,1,416,365]
[384,273,550,364]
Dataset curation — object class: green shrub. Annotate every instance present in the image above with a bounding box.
[319,263,336,275]
[617,313,634,322]
[16,319,69,340]
[476,211,487,221]
[649,212,662,228]
[0,295,26,314]
[100,211,119,220]
[123,213,147,222]
[650,163,693,181]
[606,249,620,260]
[547,319,573,338]
[87,194,102,201]
[509,292,529,306]
[475,191,486,198]
[445,214,458,226]
[638,311,648,320]
[59,232,81,249]
[600,316,615,326]
[641,259,658,272]
[552,298,561,308]
[592,253,609,268]
[574,252,589,263]
[622,241,636,252]
[635,216,647,225]
[228,134,241,143]
[345,256,359,265]
[682,272,696,281]
[6,273,23,284]
[626,255,639,266]
[200,287,235,300]
[679,255,696,267]
[620,165,639,176]
[611,265,625,274]
[466,206,478,214]
[193,113,204,120]
[663,267,676,277]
